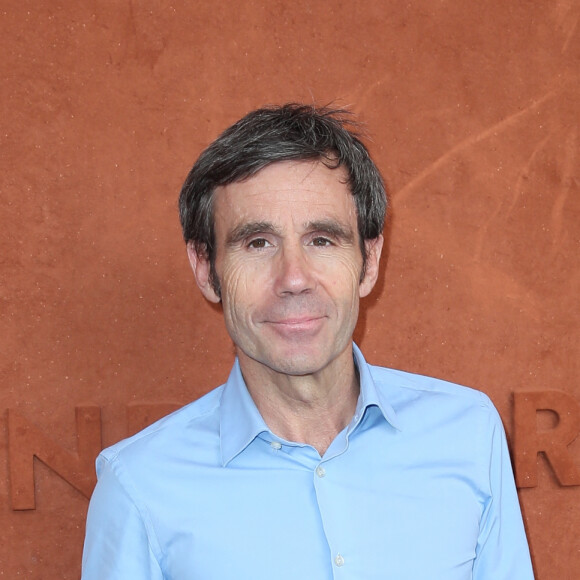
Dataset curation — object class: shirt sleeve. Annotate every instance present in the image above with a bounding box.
[81,455,164,580]
[472,404,535,579]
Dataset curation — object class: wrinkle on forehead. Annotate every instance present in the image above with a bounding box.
[218,160,349,196]
[213,160,358,241]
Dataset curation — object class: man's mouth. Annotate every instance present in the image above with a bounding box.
[266,316,325,334]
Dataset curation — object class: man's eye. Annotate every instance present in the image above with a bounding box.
[311,237,332,247]
[248,238,270,249]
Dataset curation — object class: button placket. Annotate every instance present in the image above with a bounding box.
[313,460,347,572]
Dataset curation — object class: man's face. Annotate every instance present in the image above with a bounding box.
[189,160,383,379]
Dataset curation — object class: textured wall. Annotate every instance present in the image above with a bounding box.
[1,1,579,578]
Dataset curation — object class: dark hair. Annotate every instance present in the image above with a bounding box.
[179,103,387,294]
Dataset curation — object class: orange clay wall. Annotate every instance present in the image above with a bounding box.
[1,2,579,578]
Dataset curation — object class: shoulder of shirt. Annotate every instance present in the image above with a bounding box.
[97,383,224,465]
[368,363,495,410]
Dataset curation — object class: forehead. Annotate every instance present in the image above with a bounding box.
[213,161,356,226]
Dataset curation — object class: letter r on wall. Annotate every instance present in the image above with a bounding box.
[514,390,580,488]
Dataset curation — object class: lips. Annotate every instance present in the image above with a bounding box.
[270,317,322,325]
[265,316,326,335]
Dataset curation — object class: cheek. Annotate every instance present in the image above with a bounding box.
[219,262,262,320]
[322,255,364,297]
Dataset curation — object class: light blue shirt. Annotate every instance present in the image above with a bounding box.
[82,345,534,579]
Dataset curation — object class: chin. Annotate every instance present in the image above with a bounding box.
[262,348,333,377]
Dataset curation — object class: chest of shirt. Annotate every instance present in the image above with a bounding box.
[143,420,483,580]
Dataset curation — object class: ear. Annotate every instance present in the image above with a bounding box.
[359,235,384,298]
[186,242,221,303]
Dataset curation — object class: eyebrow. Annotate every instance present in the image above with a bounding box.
[225,218,356,246]
[226,221,282,246]
[306,219,356,243]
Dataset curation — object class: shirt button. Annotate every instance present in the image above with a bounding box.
[270,441,282,450]
[334,554,345,567]
[316,466,326,478]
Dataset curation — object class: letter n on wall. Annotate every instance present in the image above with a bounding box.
[7,406,102,510]
[514,390,580,488]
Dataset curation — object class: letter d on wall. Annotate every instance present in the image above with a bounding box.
[514,390,580,488]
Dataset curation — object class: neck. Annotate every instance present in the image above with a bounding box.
[238,348,359,456]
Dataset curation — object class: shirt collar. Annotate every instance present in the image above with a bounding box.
[352,343,401,432]
[219,358,270,466]
[219,343,401,466]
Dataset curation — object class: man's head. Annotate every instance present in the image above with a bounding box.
[179,103,387,297]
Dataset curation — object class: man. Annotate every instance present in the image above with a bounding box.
[82,104,534,579]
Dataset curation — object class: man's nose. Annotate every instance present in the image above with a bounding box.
[273,246,316,295]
